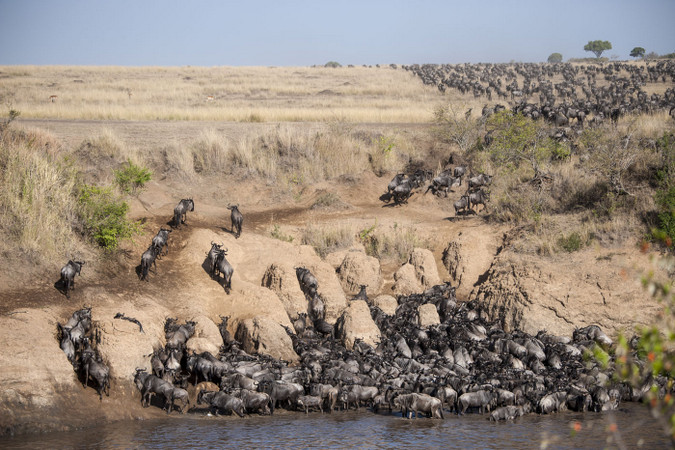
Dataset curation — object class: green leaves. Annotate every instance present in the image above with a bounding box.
[584,40,613,58]
[113,159,152,194]
[78,184,141,251]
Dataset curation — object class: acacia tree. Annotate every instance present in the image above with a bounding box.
[630,47,646,59]
[547,53,563,63]
[584,40,612,58]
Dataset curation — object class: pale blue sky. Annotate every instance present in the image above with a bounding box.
[0,0,673,66]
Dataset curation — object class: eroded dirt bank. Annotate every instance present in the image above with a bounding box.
[0,119,668,437]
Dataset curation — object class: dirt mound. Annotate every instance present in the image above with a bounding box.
[472,248,664,337]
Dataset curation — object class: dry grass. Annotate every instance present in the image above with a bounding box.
[157,122,425,185]
[0,65,449,123]
[0,127,86,264]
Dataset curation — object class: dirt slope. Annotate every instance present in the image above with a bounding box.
[0,119,668,436]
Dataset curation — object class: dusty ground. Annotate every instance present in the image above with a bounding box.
[0,118,667,437]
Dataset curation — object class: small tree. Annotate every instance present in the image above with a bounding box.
[324,61,341,68]
[547,53,563,63]
[630,47,646,59]
[584,40,612,58]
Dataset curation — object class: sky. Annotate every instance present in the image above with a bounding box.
[0,0,673,66]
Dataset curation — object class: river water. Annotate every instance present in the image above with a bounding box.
[0,403,670,449]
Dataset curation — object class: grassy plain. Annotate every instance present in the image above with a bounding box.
[0,65,459,122]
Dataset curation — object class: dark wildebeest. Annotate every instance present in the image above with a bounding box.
[60,260,85,297]
[215,250,234,293]
[467,173,492,191]
[454,195,470,215]
[296,267,318,299]
[227,204,243,238]
[198,390,246,417]
[453,166,467,185]
[173,198,194,228]
[353,285,368,301]
[151,228,172,258]
[80,352,110,400]
[297,395,323,414]
[468,188,490,213]
[458,390,497,414]
[207,242,223,278]
[140,245,159,281]
[387,173,406,194]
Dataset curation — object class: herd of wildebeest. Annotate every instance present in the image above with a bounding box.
[57,278,662,421]
[54,60,674,421]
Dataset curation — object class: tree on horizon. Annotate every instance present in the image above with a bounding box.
[584,40,612,58]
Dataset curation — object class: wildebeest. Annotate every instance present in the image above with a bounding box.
[60,260,85,297]
[353,285,368,301]
[57,323,76,363]
[296,267,318,299]
[215,250,234,293]
[489,404,531,421]
[467,173,493,190]
[468,188,490,213]
[538,391,568,414]
[227,204,243,238]
[151,227,172,257]
[297,395,324,414]
[391,180,414,205]
[207,242,223,278]
[453,166,467,185]
[80,352,110,400]
[454,195,470,215]
[166,320,196,350]
[394,393,443,419]
[258,380,303,413]
[458,390,497,414]
[140,374,174,411]
[173,198,194,228]
[197,390,246,417]
[387,173,406,194]
[140,245,159,281]
[309,295,325,322]
[231,388,273,415]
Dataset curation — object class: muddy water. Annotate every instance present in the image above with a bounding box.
[1,403,670,449]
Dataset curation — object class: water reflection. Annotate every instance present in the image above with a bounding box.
[0,403,669,449]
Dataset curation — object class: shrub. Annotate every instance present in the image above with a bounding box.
[78,184,141,251]
[270,225,294,243]
[557,232,584,252]
[113,159,152,194]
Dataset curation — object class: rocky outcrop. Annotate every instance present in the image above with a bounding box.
[261,262,308,320]
[409,248,440,289]
[304,261,348,323]
[335,300,381,349]
[472,249,663,337]
[185,315,223,355]
[392,263,421,296]
[336,251,383,294]
[392,248,443,296]
[418,303,440,328]
[235,317,299,364]
[443,229,503,300]
[372,294,398,315]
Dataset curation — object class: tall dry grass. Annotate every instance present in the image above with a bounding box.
[0,127,85,263]
[0,65,449,123]
[164,123,425,184]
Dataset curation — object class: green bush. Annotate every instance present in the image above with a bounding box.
[652,133,675,249]
[78,184,141,250]
[113,159,152,194]
[557,232,584,252]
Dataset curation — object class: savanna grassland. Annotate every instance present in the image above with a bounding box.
[0,62,674,437]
